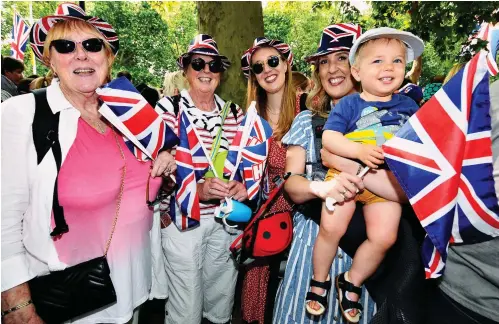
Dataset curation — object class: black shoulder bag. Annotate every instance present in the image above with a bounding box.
[29,90,124,323]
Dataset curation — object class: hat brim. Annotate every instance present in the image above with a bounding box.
[29,14,119,63]
[304,48,352,64]
[348,29,424,65]
[240,38,293,79]
[177,51,231,70]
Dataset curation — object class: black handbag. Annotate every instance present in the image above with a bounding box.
[29,129,126,324]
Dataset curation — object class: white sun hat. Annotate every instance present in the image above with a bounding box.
[349,27,424,65]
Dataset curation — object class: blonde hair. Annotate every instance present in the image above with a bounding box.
[443,63,466,85]
[353,38,407,67]
[245,52,296,141]
[30,70,54,90]
[43,19,114,78]
[163,70,189,97]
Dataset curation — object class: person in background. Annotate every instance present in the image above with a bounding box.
[1,57,25,101]
[163,70,189,97]
[155,34,246,324]
[117,70,132,82]
[292,71,312,94]
[443,63,466,85]
[396,80,423,106]
[1,4,174,323]
[424,76,499,324]
[29,70,54,91]
[239,37,298,324]
[137,83,161,107]
[16,78,35,95]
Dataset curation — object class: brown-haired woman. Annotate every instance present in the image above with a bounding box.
[240,37,301,323]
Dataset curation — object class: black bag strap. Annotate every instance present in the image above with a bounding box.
[311,113,327,164]
[172,94,181,117]
[32,89,69,237]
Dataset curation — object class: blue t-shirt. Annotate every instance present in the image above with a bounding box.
[324,93,419,137]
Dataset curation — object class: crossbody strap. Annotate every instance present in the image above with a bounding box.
[105,129,127,256]
[209,100,231,160]
[32,89,69,237]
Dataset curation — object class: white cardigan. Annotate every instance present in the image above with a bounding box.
[1,82,167,299]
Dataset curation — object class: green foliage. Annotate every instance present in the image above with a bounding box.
[264,1,343,74]
[263,12,291,42]
[1,1,57,77]
[1,1,197,87]
[89,1,182,87]
[2,1,497,88]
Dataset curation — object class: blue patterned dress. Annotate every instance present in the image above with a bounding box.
[273,110,376,324]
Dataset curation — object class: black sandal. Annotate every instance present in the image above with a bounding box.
[305,275,331,316]
[335,272,363,323]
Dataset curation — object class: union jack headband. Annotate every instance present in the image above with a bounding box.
[29,2,119,63]
[305,23,362,63]
[241,37,293,79]
[177,34,231,70]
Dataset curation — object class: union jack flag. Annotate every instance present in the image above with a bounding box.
[382,50,499,279]
[224,103,273,200]
[476,22,499,76]
[96,77,179,161]
[10,12,30,61]
[169,110,207,230]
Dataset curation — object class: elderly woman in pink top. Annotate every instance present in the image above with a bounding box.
[1,4,174,324]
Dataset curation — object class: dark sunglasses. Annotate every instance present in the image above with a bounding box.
[251,55,281,75]
[50,38,104,54]
[190,57,224,73]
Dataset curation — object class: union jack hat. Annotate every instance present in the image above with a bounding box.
[177,34,230,70]
[305,23,362,63]
[241,37,293,79]
[29,2,119,63]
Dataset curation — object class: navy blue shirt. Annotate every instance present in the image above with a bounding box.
[324,93,419,138]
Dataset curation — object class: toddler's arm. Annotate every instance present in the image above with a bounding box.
[323,130,384,169]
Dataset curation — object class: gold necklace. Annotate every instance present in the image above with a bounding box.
[59,86,106,134]
[81,115,107,134]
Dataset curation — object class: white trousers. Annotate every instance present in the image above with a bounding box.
[161,217,239,324]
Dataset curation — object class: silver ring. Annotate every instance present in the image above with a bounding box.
[340,192,347,200]
[340,189,347,195]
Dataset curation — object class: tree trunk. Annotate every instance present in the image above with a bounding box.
[197,1,264,108]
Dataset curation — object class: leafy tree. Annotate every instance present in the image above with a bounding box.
[88,1,173,87]
[370,1,499,84]
[1,1,58,77]
[264,1,342,74]
[1,1,197,87]
[197,1,264,107]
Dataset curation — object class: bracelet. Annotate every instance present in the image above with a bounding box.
[356,163,364,175]
[1,300,33,317]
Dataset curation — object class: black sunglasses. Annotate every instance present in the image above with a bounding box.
[251,55,281,75]
[50,38,104,54]
[190,57,224,73]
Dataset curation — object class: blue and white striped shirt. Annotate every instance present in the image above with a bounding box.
[273,110,376,324]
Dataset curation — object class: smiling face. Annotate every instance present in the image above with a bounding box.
[185,54,221,95]
[46,20,112,97]
[317,51,356,102]
[351,38,407,101]
[251,47,288,95]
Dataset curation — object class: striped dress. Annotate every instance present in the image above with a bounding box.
[155,89,243,220]
[273,110,376,324]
